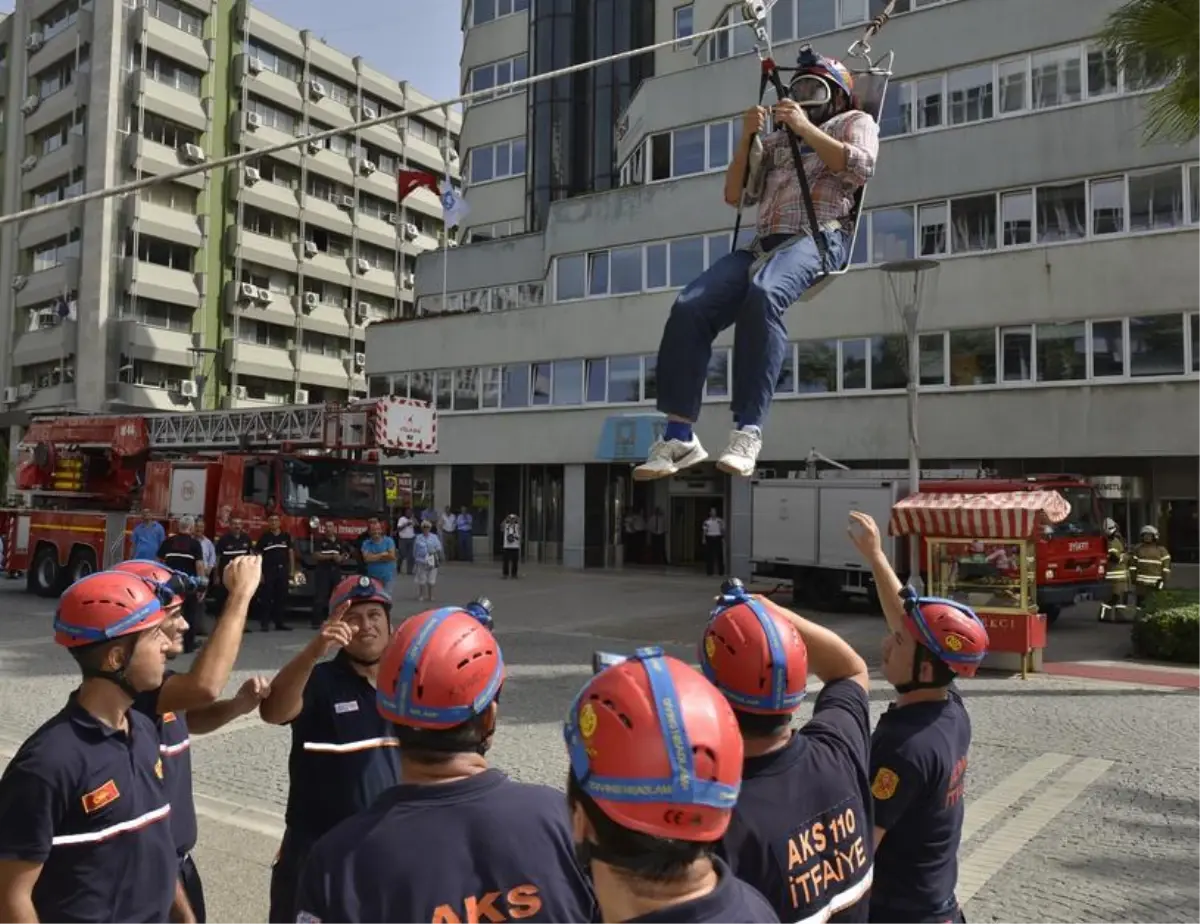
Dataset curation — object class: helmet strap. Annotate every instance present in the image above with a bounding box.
[79,638,143,700]
[895,644,955,695]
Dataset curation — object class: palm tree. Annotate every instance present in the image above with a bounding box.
[1100,0,1199,143]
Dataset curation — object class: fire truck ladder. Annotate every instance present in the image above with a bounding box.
[142,403,343,450]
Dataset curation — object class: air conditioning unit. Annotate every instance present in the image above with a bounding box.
[2,387,18,404]
[337,194,355,210]
[238,281,258,300]
[307,79,326,101]
[402,272,415,288]
[353,157,376,176]
[246,56,264,75]
[18,384,33,399]
[355,301,370,321]
[11,275,27,291]
[303,240,319,258]
[19,155,37,172]
[180,143,206,164]
[26,33,44,52]
[401,222,419,242]
[246,111,262,130]
[21,95,40,116]
[382,212,399,225]
[448,149,460,163]
[180,380,199,398]
[357,104,377,120]
[243,165,261,185]
[234,384,248,399]
[354,352,366,368]
[295,388,310,404]
[254,286,272,304]
[354,257,369,274]
[447,238,459,248]
[306,138,322,155]
[303,291,320,309]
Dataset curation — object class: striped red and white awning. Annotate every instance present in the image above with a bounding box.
[888,490,1070,539]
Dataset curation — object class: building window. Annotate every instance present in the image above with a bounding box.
[1089,177,1126,235]
[585,359,607,403]
[552,360,583,406]
[1000,190,1033,246]
[997,56,1028,114]
[471,0,529,27]
[468,137,526,185]
[610,246,644,295]
[1189,166,1200,224]
[705,350,730,398]
[1030,46,1083,109]
[607,356,641,403]
[917,202,948,256]
[871,208,915,262]
[1090,319,1125,378]
[919,333,946,386]
[1086,43,1120,97]
[501,364,530,408]
[947,64,993,125]
[840,339,868,390]
[467,54,528,105]
[949,329,997,387]
[1129,314,1185,377]
[950,194,996,253]
[1036,322,1087,382]
[674,4,694,48]
[870,336,907,390]
[1128,167,1185,231]
[1000,327,1033,382]
[1035,181,1086,243]
[796,340,838,393]
[645,118,739,182]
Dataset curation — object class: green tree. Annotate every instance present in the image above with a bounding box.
[1101,0,1199,143]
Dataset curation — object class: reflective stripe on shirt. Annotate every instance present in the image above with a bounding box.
[50,804,171,847]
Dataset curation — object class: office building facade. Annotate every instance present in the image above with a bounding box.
[369,0,1199,576]
[0,0,458,420]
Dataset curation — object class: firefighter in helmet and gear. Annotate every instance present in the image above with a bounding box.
[1098,518,1131,622]
[0,571,177,923]
[565,649,777,923]
[296,603,596,923]
[1130,525,1171,609]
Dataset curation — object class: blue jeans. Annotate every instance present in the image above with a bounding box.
[655,229,850,428]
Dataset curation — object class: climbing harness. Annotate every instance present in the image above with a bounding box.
[732,0,898,299]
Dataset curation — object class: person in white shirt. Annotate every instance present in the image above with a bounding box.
[501,514,522,579]
[395,507,416,575]
[440,506,458,561]
[702,507,726,577]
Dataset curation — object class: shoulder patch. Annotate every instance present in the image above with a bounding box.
[872,766,899,800]
[162,711,177,724]
[82,779,120,814]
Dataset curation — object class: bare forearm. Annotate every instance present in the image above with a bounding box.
[867,550,907,633]
[796,123,848,172]
[188,695,253,735]
[159,591,253,712]
[169,876,196,923]
[259,643,321,724]
[723,133,756,205]
[771,602,868,689]
[0,896,38,923]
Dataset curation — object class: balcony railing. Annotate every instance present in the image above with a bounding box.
[416,281,545,318]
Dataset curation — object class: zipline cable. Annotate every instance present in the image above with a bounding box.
[0,13,755,230]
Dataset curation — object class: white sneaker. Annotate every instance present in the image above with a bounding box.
[716,428,763,477]
[633,437,708,481]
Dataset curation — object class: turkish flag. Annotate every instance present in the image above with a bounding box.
[397,169,441,204]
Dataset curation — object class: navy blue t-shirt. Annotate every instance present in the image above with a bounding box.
[869,687,972,922]
[133,668,197,857]
[0,695,176,923]
[285,652,400,841]
[719,679,874,923]
[627,856,779,923]
[296,769,597,923]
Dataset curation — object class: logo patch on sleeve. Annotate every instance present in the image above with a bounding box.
[333,700,359,714]
[872,767,899,800]
[162,712,178,724]
[81,779,120,814]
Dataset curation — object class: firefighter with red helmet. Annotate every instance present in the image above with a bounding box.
[699,578,875,922]
[258,574,400,923]
[566,648,778,923]
[849,512,989,924]
[0,570,177,923]
[295,603,595,923]
[114,555,266,924]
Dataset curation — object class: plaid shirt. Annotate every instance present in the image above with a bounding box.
[745,110,879,238]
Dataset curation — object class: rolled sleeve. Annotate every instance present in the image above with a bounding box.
[837,111,879,186]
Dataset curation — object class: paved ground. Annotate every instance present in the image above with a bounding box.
[0,565,1196,923]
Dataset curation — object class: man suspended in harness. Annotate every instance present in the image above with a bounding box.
[634,43,880,481]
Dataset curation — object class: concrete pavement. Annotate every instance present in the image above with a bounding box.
[0,564,1196,922]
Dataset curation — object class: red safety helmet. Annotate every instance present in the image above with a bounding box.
[700,586,808,715]
[331,574,392,612]
[791,46,856,109]
[376,607,504,729]
[54,570,171,649]
[564,648,742,842]
[111,559,185,609]
[899,586,990,678]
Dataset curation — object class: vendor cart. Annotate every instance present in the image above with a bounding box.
[889,490,1071,677]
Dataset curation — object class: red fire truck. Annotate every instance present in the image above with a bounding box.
[0,397,436,601]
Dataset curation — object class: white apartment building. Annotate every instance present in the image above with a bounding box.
[368,0,1199,576]
[0,0,458,423]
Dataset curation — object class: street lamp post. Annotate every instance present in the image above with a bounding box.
[880,258,940,589]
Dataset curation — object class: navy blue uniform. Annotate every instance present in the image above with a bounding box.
[869,687,972,923]
[720,680,874,923]
[133,670,206,921]
[296,769,597,923]
[255,531,293,630]
[269,651,400,923]
[0,695,176,922]
[626,857,778,923]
